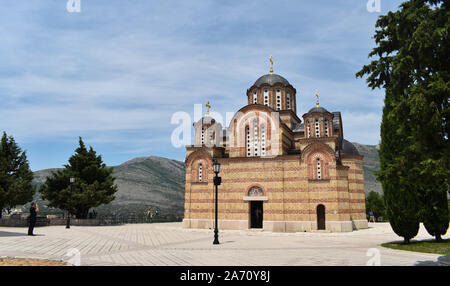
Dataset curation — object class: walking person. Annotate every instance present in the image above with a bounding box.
[368,210,376,223]
[28,202,38,236]
[147,208,153,223]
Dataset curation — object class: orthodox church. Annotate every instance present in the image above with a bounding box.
[183,58,367,232]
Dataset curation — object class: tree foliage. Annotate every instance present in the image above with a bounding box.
[0,132,35,218]
[357,0,449,242]
[365,191,386,220]
[40,137,118,219]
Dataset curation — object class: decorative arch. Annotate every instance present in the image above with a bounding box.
[227,105,281,157]
[185,149,213,167]
[301,143,335,180]
[185,150,213,183]
[301,142,335,162]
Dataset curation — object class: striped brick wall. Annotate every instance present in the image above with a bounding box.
[184,154,366,226]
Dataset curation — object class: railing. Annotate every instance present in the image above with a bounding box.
[97,214,180,225]
[0,213,182,227]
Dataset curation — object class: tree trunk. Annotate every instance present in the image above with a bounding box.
[404,237,410,244]
[436,235,442,242]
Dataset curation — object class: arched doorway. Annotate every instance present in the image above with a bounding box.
[247,186,264,229]
[317,204,326,230]
[250,201,263,228]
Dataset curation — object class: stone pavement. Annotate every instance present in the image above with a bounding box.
[0,222,447,266]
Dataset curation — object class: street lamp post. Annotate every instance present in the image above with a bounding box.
[213,160,221,245]
[66,177,75,229]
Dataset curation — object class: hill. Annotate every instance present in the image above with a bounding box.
[352,143,382,195]
[31,156,185,220]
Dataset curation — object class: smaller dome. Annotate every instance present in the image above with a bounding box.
[254,74,290,87]
[194,115,215,126]
[341,139,360,156]
[308,106,329,113]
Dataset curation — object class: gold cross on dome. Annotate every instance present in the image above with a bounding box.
[316,90,320,108]
[205,101,211,116]
[270,55,274,74]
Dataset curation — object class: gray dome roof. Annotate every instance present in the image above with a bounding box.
[308,106,329,113]
[254,74,290,87]
[341,139,360,156]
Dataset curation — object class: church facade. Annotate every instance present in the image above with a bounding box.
[182,66,368,232]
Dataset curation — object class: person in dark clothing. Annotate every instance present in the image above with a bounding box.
[28,202,38,236]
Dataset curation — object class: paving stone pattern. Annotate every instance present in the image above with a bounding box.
[0,223,447,266]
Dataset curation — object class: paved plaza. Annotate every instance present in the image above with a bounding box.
[0,222,448,266]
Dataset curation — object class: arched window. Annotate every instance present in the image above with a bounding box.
[198,164,203,182]
[307,120,311,138]
[316,158,321,179]
[246,126,251,157]
[253,91,258,104]
[201,127,205,145]
[276,89,281,110]
[253,120,259,156]
[324,120,329,137]
[315,119,320,137]
[264,89,269,106]
[261,124,266,156]
[286,93,291,109]
[209,130,214,146]
[246,121,266,157]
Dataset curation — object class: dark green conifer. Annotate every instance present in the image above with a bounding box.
[0,132,35,218]
[40,137,117,219]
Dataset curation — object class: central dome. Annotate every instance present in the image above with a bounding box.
[254,74,290,87]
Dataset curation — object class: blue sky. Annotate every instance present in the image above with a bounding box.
[0,0,405,171]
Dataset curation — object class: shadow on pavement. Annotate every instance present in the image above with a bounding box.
[0,231,46,237]
[0,231,28,237]
[220,240,235,244]
[414,259,439,266]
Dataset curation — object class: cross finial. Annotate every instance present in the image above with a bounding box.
[316,90,319,108]
[269,55,274,74]
[205,101,211,116]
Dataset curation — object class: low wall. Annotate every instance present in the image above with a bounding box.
[0,217,49,227]
[48,219,100,226]
[0,217,101,227]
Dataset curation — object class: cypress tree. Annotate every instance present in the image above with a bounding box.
[0,132,35,218]
[378,88,420,243]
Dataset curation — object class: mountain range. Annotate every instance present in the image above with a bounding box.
[31,143,381,218]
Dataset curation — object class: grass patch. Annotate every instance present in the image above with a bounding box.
[382,238,450,255]
[0,258,70,266]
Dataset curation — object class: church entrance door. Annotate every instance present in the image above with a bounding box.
[317,204,326,230]
[250,201,263,229]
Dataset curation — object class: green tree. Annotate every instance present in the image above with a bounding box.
[379,88,420,243]
[0,132,35,218]
[40,137,118,219]
[365,191,386,220]
[357,0,449,242]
